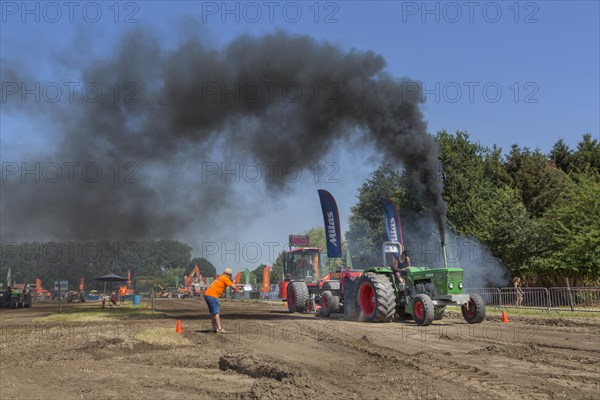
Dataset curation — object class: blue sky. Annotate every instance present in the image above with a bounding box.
[1,1,599,271]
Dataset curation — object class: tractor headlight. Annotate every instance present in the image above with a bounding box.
[448,282,454,289]
[458,282,464,289]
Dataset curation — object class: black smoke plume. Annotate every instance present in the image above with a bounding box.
[2,29,446,241]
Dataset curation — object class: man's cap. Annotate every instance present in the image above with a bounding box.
[224,268,233,275]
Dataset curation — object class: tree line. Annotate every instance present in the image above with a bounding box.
[346,131,599,286]
[0,240,216,290]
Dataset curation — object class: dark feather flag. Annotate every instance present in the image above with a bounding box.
[318,189,342,258]
[381,198,403,248]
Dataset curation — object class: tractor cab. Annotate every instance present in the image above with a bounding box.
[279,234,328,307]
[284,247,321,284]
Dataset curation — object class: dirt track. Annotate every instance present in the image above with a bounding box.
[1,299,599,399]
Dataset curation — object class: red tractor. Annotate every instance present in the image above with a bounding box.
[66,289,86,302]
[279,242,321,313]
[279,235,361,314]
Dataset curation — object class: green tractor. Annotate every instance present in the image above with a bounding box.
[354,242,485,326]
[0,281,32,309]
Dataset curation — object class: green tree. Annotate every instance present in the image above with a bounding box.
[505,145,570,217]
[471,186,539,275]
[251,264,267,286]
[271,252,285,284]
[530,174,600,284]
[346,164,408,268]
[549,139,574,173]
[302,226,345,274]
[571,133,600,175]
[162,267,187,288]
[303,226,326,250]
[190,257,217,277]
[436,130,490,235]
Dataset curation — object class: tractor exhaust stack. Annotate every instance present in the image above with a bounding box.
[441,240,449,269]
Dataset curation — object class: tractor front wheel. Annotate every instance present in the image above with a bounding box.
[9,298,18,309]
[320,291,340,317]
[287,282,309,313]
[356,273,395,323]
[462,293,486,324]
[413,294,435,326]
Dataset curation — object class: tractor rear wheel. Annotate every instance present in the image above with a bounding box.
[413,294,435,326]
[462,293,485,324]
[320,291,340,317]
[356,273,395,323]
[287,282,309,313]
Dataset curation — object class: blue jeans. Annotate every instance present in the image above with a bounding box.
[204,295,220,314]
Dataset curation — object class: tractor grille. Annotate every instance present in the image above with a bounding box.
[448,271,463,282]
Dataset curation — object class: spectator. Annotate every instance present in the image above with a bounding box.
[119,285,127,305]
[513,277,524,307]
[203,268,243,333]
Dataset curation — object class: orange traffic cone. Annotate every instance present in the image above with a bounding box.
[501,311,509,323]
[176,320,183,334]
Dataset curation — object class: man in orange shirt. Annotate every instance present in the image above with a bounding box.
[204,268,242,333]
[118,285,127,305]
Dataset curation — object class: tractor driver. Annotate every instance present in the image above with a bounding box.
[392,251,411,288]
[298,256,311,280]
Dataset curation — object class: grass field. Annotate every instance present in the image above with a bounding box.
[34,304,162,323]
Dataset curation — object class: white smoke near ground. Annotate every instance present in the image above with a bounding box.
[400,212,509,288]
[444,232,509,288]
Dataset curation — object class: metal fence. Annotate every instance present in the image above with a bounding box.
[464,288,502,307]
[501,287,550,310]
[466,287,600,313]
[549,287,600,312]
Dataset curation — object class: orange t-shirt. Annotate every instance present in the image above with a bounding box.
[204,275,234,298]
[119,286,127,296]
